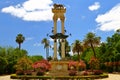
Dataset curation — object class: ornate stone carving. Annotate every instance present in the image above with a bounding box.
[53,3,64,9]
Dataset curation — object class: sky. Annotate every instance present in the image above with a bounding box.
[0,0,120,58]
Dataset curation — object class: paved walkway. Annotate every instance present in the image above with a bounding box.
[96,74,120,80]
[0,74,120,80]
[0,75,12,80]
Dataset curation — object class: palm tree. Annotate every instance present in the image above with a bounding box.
[15,34,25,50]
[72,40,83,61]
[65,40,71,57]
[83,32,101,58]
[41,38,50,59]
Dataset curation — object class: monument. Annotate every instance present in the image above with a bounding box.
[50,3,68,60]
[49,3,69,76]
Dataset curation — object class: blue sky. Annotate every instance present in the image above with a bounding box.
[0,0,120,58]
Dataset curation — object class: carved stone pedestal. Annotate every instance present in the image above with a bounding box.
[49,61,69,76]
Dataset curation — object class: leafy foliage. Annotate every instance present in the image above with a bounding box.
[14,56,33,71]
[32,59,51,72]
[28,55,43,62]
[0,56,8,74]
[89,57,100,70]
[0,46,28,74]
[72,40,83,61]
[83,32,100,58]
[41,38,50,59]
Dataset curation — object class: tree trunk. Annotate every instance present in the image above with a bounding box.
[46,47,49,60]
[19,43,21,50]
[90,43,96,58]
[46,48,48,59]
[47,47,49,59]
[78,52,80,61]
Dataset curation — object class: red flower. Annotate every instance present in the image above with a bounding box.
[68,61,77,69]
[32,59,51,71]
[78,60,86,68]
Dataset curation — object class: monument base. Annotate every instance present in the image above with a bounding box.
[49,61,69,76]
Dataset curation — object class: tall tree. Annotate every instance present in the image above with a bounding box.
[15,34,25,50]
[83,32,100,58]
[41,38,50,59]
[65,40,71,57]
[72,40,83,61]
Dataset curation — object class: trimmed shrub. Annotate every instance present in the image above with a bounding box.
[83,71,88,75]
[93,70,103,75]
[32,59,51,72]
[24,70,33,75]
[69,70,77,76]
[78,60,86,71]
[68,61,77,70]
[16,70,24,75]
[37,70,45,76]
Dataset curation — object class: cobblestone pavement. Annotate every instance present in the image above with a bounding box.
[0,74,120,80]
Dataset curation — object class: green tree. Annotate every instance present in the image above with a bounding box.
[7,47,28,73]
[14,56,33,71]
[83,32,101,58]
[0,47,6,58]
[0,57,8,74]
[41,38,50,59]
[65,40,71,57]
[29,55,43,62]
[15,34,25,50]
[72,40,83,61]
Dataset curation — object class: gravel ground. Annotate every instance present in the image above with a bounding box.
[0,74,120,80]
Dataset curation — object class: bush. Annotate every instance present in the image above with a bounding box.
[93,70,103,75]
[32,59,51,72]
[68,61,77,70]
[16,70,24,75]
[37,70,45,76]
[83,71,88,75]
[69,70,77,76]
[24,70,33,75]
[78,60,86,71]
[89,57,100,70]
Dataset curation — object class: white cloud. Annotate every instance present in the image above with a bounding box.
[26,37,34,41]
[88,2,100,11]
[49,38,54,42]
[69,50,73,56]
[33,42,41,47]
[1,0,53,21]
[96,3,120,31]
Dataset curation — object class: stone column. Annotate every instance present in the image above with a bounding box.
[53,15,57,34]
[61,16,65,34]
[60,16,65,59]
[53,15,58,60]
[61,39,65,59]
[53,39,57,60]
